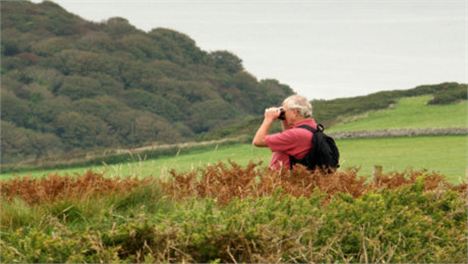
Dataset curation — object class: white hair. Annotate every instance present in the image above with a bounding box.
[282,95,313,118]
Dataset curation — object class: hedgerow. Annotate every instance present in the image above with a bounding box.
[1,162,466,262]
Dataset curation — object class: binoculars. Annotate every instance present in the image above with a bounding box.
[278,107,286,120]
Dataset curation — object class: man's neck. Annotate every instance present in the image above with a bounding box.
[289,117,308,127]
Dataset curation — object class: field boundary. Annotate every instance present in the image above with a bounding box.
[329,127,468,139]
[2,128,466,174]
[0,136,250,173]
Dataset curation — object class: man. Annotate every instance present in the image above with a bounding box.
[252,94,317,170]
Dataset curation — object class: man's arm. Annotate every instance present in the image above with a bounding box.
[252,119,273,147]
[252,108,279,147]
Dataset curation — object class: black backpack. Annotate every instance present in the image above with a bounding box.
[289,124,340,172]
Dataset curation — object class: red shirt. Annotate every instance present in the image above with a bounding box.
[264,119,317,170]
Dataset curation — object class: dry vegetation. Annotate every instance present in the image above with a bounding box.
[1,162,466,263]
[1,171,148,205]
[2,161,465,205]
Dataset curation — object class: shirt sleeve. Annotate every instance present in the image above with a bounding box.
[264,129,299,153]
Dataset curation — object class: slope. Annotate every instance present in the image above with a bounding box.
[328,95,468,132]
[0,1,293,164]
[203,83,467,140]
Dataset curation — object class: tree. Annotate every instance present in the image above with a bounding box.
[148,60,191,80]
[174,81,220,103]
[120,89,184,121]
[31,37,71,56]
[1,56,30,72]
[52,49,119,76]
[0,121,64,163]
[89,73,124,93]
[258,79,294,108]
[117,59,157,89]
[148,28,207,65]
[44,9,79,36]
[52,112,115,149]
[221,72,261,113]
[1,121,35,163]
[1,35,20,56]
[119,34,165,60]
[29,96,71,133]
[104,17,137,37]
[57,75,102,100]
[76,31,117,53]
[73,96,129,121]
[188,99,239,133]
[132,112,182,144]
[104,110,140,145]
[209,50,243,73]
[0,90,31,128]
[22,66,64,92]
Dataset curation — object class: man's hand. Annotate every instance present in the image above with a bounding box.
[264,107,281,122]
[253,107,280,147]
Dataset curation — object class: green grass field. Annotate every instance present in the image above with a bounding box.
[328,96,468,132]
[0,144,270,180]
[2,135,466,183]
[338,136,467,183]
[2,95,466,182]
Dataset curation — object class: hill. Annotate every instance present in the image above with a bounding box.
[312,82,467,127]
[0,1,293,164]
[203,82,467,139]
[1,2,466,167]
[328,95,468,132]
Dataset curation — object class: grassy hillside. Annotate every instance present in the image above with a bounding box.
[2,2,466,177]
[3,136,466,183]
[312,82,467,127]
[203,83,467,140]
[328,95,468,132]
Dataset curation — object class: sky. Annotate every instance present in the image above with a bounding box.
[33,0,466,100]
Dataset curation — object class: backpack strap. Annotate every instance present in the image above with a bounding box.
[289,124,323,169]
[297,124,324,133]
[297,124,315,133]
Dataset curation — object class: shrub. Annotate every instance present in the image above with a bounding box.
[429,83,467,104]
[1,163,466,262]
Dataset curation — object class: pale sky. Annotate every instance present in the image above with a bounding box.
[32,0,466,100]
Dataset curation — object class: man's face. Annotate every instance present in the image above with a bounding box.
[281,105,296,125]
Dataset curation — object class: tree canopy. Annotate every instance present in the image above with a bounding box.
[2,1,464,165]
[0,1,293,164]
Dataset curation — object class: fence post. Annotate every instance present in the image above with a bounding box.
[373,165,383,179]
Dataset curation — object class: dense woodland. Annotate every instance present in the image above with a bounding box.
[1,1,466,165]
[0,1,293,164]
